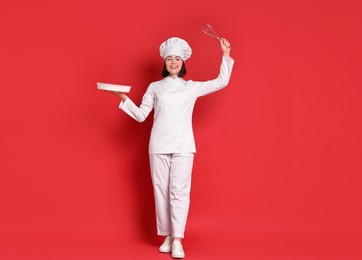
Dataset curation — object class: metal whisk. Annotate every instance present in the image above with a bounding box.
[202,24,231,49]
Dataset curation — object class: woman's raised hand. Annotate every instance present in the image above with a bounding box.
[219,38,231,56]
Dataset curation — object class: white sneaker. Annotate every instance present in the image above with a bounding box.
[172,240,185,259]
[159,236,172,253]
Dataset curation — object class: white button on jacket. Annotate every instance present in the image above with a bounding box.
[119,56,234,154]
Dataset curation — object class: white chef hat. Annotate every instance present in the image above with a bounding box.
[159,37,192,61]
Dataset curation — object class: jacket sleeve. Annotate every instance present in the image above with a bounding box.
[119,84,154,122]
[193,56,234,97]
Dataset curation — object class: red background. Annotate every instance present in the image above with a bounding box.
[1,0,362,259]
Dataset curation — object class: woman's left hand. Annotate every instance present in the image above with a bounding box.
[219,38,231,57]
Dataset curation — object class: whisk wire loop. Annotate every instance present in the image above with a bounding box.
[202,24,231,50]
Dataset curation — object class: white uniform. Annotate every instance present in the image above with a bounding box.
[120,56,234,154]
[149,153,194,238]
[120,55,234,237]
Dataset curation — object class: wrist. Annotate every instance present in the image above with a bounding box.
[121,94,128,101]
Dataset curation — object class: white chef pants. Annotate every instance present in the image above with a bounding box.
[149,153,194,238]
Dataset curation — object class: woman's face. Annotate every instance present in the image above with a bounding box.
[165,55,183,78]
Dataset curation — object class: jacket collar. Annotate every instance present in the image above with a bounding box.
[164,76,185,83]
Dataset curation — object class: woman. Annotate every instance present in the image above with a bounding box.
[113,36,233,258]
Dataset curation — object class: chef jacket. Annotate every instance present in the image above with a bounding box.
[119,55,234,154]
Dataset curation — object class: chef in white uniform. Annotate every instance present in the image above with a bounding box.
[114,36,233,258]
